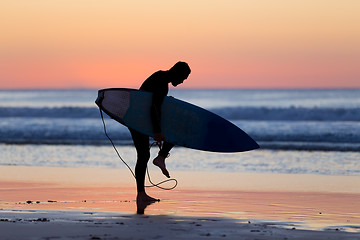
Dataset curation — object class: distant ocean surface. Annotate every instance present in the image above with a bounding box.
[1,89,359,176]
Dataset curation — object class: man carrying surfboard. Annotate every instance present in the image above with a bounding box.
[129,61,191,203]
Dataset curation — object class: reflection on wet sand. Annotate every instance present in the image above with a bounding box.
[0,166,359,232]
[1,183,359,231]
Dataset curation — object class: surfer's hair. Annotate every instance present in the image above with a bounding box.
[170,61,191,76]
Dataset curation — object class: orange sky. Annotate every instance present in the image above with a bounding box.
[1,0,359,89]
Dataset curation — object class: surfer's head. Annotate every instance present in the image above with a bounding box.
[169,61,191,87]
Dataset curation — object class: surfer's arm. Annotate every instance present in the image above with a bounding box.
[150,92,164,134]
[151,93,167,146]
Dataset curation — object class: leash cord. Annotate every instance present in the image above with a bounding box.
[99,109,177,190]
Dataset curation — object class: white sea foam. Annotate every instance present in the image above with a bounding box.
[1,145,359,176]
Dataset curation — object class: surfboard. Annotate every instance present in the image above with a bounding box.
[95,88,259,152]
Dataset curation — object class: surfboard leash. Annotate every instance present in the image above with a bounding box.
[146,142,178,190]
[99,109,177,190]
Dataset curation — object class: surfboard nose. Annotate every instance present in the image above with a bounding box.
[95,90,104,108]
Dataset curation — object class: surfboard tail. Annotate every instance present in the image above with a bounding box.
[246,138,260,152]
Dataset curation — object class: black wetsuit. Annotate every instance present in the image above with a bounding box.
[129,70,174,193]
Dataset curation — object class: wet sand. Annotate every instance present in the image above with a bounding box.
[0,166,359,239]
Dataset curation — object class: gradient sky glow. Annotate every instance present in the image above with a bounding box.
[1,0,359,89]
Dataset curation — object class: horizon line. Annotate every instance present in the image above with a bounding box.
[1,86,360,91]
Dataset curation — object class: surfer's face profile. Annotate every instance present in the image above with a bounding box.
[169,61,191,87]
[171,74,188,87]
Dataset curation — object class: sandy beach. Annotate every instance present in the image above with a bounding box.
[0,165,359,240]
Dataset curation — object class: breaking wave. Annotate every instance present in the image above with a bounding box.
[1,106,359,121]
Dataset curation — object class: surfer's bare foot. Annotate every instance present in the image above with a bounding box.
[153,155,170,178]
[136,192,159,214]
[137,191,159,202]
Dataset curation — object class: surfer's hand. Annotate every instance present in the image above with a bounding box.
[154,133,166,148]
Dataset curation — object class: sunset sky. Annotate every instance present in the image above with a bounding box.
[1,0,359,89]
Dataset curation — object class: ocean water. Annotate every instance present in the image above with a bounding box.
[0,89,359,176]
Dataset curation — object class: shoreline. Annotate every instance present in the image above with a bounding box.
[1,165,359,193]
[1,166,359,235]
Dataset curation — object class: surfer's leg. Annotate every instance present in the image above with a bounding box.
[159,142,174,157]
[129,128,150,193]
[153,142,174,178]
[129,128,160,203]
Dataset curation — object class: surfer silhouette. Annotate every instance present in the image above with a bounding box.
[129,61,191,207]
